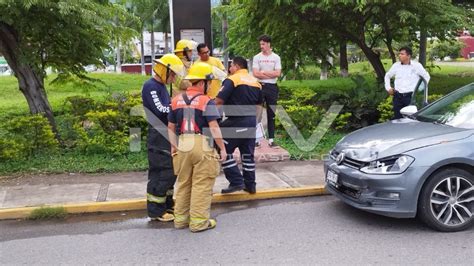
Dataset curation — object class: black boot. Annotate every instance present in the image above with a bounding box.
[221,185,245,194]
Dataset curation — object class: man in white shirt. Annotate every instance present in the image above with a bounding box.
[384,46,430,119]
[252,35,281,147]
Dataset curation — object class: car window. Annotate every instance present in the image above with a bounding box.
[416,84,474,128]
[410,78,428,109]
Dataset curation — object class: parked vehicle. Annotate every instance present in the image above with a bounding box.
[325,82,473,232]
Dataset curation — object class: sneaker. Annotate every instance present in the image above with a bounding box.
[268,141,278,148]
[192,219,217,233]
[150,212,175,222]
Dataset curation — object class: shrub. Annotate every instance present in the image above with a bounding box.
[334,112,352,131]
[276,104,325,139]
[0,138,25,161]
[2,114,59,157]
[63,96,96,119]
[75,109,130,155]
[377,94,445,123]
[316,75,386,129]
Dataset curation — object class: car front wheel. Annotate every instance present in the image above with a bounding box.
[418,168,473,232]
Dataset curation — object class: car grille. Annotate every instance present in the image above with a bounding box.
[330,150,366,169]
[328,181,362,200]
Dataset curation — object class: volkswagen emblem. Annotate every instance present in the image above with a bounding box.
[336,152,345,165]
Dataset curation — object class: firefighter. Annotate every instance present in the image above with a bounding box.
[215,56,263,194]
[142,53,184,222]
[168,62,227,232]
[174,39,196,91]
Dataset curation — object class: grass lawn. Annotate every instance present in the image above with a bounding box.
[0,73,148,119]
[0,150,148,176]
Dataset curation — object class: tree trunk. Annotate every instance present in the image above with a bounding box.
[339,40,349,78]
[222,14,229,72]
[419,28,427,67]
[320,59,328,80]
[116,38,122,73]
[164,32,169,53]
[150,20,155,67]
[0,22,59,138]
[140,29,146,75]
[386,39,396,63]
[356,40,386,83]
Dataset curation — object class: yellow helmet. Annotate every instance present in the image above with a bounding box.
[184,62,218,80]
[153,54,185,83]
[174,39,195,53]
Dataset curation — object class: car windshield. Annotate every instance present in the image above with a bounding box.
[415,83,474,129]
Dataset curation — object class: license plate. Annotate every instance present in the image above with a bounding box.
[326,170,338,184]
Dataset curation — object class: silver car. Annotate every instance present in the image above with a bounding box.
[325,82,474,232]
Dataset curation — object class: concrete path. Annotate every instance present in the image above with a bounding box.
[0,160,327,219]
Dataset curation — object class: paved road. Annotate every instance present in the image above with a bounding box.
[1,196,472,264]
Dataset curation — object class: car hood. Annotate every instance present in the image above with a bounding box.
[334,118,473,161]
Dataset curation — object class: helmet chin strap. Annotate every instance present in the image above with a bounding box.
[184,48,191,62]
[165,64,172,95]
[204,80,209,95]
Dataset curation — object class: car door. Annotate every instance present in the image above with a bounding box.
[410,77,429,109]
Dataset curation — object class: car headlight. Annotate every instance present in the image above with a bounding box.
[360,155,414,175]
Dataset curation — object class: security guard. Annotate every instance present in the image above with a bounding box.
[168,62,227,232]
[174,39,196,91]
[142,53,184,222]
[215,56,263,194]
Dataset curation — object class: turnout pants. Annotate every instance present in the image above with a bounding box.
[173,134,220,232]
[262,83,279,139]
[146,126,176,218]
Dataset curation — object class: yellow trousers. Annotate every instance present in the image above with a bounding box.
[173,134,220,232]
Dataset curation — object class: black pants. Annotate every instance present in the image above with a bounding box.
[146,126,176,218]
[222,137,256,189]
[392,91,412,119]
[262,83,279,139]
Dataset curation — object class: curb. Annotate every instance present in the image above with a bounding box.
[0,185,327,220]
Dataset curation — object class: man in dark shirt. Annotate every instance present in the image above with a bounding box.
[141,53,184,222]
[215,56,263,194]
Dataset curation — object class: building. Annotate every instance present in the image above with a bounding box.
[459,31,474,59]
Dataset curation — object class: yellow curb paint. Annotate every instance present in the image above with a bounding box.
[0,186,327,220]
[212,186,327,203]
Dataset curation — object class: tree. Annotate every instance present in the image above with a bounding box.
[226,0,469,82]
[0,0,134,137]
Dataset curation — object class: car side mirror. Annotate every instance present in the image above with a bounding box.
[400,105,418,117]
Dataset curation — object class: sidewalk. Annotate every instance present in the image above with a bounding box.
[0,144,328,219]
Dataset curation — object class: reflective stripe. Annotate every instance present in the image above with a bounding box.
[222,159,237,165]
[222,158,236,165]
[166,189,174,196]
[242,162,255,166]
[147,193,166,204]
[243,167,255,172]
[175,214,189,223]
[222,163,238,169]
[236,128,248,133]
[190,217,208,225]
